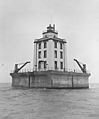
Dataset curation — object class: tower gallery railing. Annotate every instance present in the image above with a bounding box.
[11,68,90,74]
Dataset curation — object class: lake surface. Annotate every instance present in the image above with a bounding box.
[0,83,99,119]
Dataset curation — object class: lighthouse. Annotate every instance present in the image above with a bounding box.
[33,24,67,71]
[10,24,90,89]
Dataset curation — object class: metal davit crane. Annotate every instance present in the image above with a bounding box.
[74,59,86,73]
[14,61,30,73]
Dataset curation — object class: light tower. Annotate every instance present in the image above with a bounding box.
[33,24,67,71]
[11,24,90,89]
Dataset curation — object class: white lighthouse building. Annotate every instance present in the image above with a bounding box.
[11,24,90,88]
[33,24,67,71]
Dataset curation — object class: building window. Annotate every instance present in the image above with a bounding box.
[38,43,41,49]
[44,50,47,58]
[60,51,63,59]
[54,50,57,58]
[54,41,57,48]
[38,51,41,58]
[60,62,63,69]
[44,42,47,48]
[60,43,63,49]
[54,61,57,70]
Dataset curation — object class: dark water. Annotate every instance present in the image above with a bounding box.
[0,83,99,119]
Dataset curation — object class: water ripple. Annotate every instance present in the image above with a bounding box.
[0,83,99,119]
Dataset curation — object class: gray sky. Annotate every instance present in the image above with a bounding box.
[0,0,99,83]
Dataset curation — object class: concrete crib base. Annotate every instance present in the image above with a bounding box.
[10,71,90,89]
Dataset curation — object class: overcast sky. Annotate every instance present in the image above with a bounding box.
[0,0,99,83]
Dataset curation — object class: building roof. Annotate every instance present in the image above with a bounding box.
[34,37,66,43]
[34,24,67,43]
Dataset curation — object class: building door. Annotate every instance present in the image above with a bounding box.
[54,61,57,70]
[38,61,47,71]
[38,61,41,70]
[44,61,47,70]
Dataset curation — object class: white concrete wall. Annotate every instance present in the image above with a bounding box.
[47,40,66,71]
[34,40,67,71]
[48,40,54,70]
[36,41,48,71]
[33,43,37,70]
[64,43,67,70]
[57,42,64,71]
[33,29,67,71]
